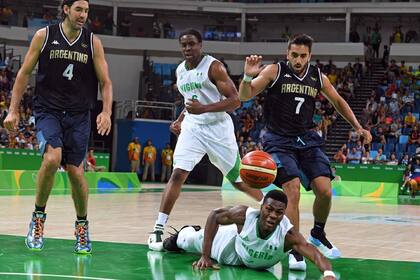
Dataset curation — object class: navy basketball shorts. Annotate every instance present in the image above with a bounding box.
[35,110,91,167]
[263,130,333,191]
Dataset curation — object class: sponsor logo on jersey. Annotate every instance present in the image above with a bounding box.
[52,40,60,45]
[284,74,292,78]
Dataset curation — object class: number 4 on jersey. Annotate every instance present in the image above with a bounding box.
[62,64,74,80]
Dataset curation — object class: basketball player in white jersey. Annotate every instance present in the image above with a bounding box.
[162,190,336,279]
[148,29,263,250]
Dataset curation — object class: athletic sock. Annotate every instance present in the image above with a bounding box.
[77,215,87,221]
[35,205,46,213]
[311,221,326,237]
[155,212,168,230]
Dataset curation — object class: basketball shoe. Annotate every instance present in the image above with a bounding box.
[148,224,164,251]
[25,211,46,251]
[308,229,341,259]
[288,250,307,271]
[74,220,92,254]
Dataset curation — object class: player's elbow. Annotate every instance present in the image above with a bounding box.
[231,95,241,109]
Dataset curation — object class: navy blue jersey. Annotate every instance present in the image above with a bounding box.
[34,23,98,112]
[264,61,323,136]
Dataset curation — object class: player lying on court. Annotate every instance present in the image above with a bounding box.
[161,190,336,279]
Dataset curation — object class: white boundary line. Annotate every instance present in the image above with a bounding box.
[0,272,118,280]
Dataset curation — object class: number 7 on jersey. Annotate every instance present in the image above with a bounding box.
[294,97,305,114]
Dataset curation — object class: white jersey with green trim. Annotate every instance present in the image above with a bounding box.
[176,54,228,124]
[235,207,293,269]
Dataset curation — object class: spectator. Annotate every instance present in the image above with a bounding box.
[153,18,162,38]
[119,16,132,37]
[408,126,420,145]
[128,137,141,173]
[333,146,347,163]
[404,112,416,127]
[361,150,373,164]
[0,6,13,25]
[347,147,362,164]
[348,129,360,148]
[391,26,404,44]
[142,139,156,182]
[160,143,173,182]
[386,153,399,165]
[375,148,387,163]
[90,15,102,34]
[362,26,372,47]
[400,154,410,166]
[371,27,382,58]
[349,27,360,43]
[163,22,174,39]
[86,148,106,172]
[103,12,114,35]
[382,45,389,67]
[404,153,420,198]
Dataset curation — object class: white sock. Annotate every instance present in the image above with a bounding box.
[155,212,169,227]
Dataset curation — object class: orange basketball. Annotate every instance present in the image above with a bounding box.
[240,151,277,189]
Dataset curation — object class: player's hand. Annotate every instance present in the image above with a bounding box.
[186,99,207,115]
[3,111,20,131]
[356,128,372,143]
[96,111,111,136]
[170,120,182,135]
[244,55,263,78]
[192,256,220,270]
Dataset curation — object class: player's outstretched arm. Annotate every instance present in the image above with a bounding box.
[239,55,276,101]
[4,28,45,130]
[284,228,336,280]
[321,74,372,143]
[92,35,113,136]
[193,205,247,270]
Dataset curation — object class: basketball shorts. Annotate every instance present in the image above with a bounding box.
[176,225,242,266]
[263,130,333,191]
[173,114,241,183]
[35,110,91,167]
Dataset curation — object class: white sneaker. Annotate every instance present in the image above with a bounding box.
[288,253,306,271]
[148,224,164,251]
[308,234,341,259]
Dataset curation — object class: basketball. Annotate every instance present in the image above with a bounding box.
[240,151,277,189]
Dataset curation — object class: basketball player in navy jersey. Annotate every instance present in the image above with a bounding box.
[238,34,371,270]
[4,0,112,254]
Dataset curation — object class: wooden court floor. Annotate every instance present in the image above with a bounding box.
[0,183,419,279]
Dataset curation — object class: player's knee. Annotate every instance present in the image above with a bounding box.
[42,153,61,171]
[169,169,189,184]
[282,182,300,203]
[317,186,332,200]
[67,165,84,180]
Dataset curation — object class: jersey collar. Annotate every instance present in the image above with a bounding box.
[59,22,83,47]
[287,61,310,81]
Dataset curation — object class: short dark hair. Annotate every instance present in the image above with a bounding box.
[263,190,288,207]
[59,0,89,19]
[288,34,314,52]
[178,29,202,43]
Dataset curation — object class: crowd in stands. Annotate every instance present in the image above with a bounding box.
[0,53,37,150]
[334,60,420,165]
